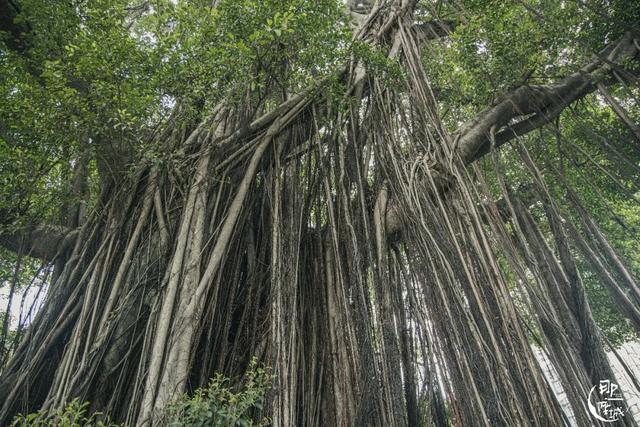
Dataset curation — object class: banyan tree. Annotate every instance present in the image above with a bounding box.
[1,0,639,425]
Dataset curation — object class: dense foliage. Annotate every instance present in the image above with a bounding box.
[163,360,273,427]
[10,399,119,427]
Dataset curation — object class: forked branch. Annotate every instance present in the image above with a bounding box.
[456,31,639,164]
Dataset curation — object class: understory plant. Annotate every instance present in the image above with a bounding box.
[10,399,119,427]
[162,359,274,427]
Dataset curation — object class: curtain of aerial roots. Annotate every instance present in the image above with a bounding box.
[3,18,640,427]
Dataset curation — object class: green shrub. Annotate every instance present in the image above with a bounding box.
[162,359,274,427]
[11,399,119,427]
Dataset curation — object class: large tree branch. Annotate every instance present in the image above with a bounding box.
[456,31,639,165]
[385,32,639,236]
[0,225,77,262]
